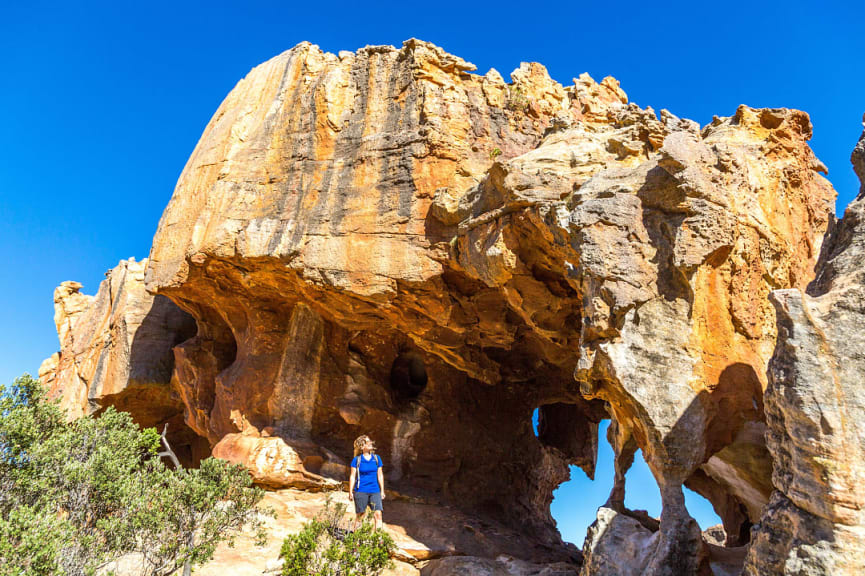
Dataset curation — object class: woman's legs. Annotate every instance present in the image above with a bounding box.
[351,493,383,530]
[352,492,369,530]
[353,511,383,530]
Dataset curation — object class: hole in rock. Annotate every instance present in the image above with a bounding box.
[532,414,722,545]
[389,350,428,401]
[164,422,211,469]
[684,485,723,531]
[535,403,596,458]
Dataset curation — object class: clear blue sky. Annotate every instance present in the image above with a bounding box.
[1,0,861,544]
[536,415,720,544]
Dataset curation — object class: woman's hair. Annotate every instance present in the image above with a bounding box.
[353,435,375,457]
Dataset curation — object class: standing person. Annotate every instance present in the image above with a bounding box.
[348,435,385,530]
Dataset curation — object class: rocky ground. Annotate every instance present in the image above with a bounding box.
[193,489,580,575]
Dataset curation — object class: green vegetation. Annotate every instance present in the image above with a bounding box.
[506,86,529,113]
[280,500,395,576]
[489,147,502,161]
[0,374,267,576]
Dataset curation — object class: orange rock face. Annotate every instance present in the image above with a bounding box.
[211,429,344,490]
[41,259,208,465]
[45,40,839,573]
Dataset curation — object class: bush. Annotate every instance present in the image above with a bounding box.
[280,500,395,576]
[506,86,529,113]
[0,374,268,576]
[0,505,70,576]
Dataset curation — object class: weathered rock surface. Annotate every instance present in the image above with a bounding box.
[44,39,848,573]
[742,118,865,575]
[41,258,206,465]
[421,556,579,576]
[580,506,748,576]
[143,39,634,546]
[211,428,346,490]
[580,507,658,576]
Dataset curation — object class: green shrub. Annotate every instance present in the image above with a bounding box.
[0,505,70,576]
[506,86,529,113]
[0,374,268,576]
[280,500,395,576]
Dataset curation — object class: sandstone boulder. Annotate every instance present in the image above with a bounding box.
[143,40,833,568]
[580,507,658,576]
[212,429,345,490]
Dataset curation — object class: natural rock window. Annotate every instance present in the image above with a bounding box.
[533,411,725,551]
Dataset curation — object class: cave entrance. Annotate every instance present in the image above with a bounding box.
[389,350,428,402]
[532,411,722,545]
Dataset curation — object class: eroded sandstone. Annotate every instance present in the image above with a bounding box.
[742,117,865,575]
[41,258,206,465]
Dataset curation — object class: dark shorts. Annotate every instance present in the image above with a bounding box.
[353,491,383,514]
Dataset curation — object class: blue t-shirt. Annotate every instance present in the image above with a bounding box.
[351,453,382,493]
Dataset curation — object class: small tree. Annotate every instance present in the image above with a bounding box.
[280,500,395,576]
[0,374,268,576]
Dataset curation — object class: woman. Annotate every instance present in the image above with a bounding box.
[348,435,385,530]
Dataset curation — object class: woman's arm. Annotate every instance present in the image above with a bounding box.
[348,466,356,500]
[377,465,385,500]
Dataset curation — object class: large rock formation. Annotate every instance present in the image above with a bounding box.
[40,258,207,465]
[742,119,865,575]
[43,40,849,573]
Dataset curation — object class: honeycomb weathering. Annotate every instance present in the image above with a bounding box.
[42,40,865,575]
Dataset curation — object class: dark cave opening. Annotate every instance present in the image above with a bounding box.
[389,350,428,401]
